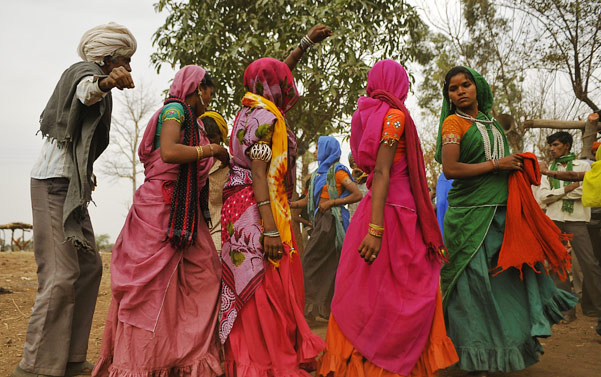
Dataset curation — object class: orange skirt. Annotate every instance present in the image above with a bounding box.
[317,289,458,377]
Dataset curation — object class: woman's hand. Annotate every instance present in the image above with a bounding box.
[498,154,524,171]
[263,234,283,260]
[318,198,334,212]
[211,144,230,168]
[358,234,382,264]
[307,25,332,44]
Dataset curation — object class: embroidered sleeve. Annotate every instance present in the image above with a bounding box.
[441,117,463,145]
[381,111,405,146]
[161,103,185,125]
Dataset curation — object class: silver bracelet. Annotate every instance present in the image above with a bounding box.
[263,230,280,238]
[257,200,270,208]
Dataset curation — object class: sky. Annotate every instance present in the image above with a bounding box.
[0,1,178,243]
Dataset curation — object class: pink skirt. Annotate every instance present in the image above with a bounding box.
[224,248,325,376]
[92,240,223,377]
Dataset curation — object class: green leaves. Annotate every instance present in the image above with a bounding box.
[151,0,429,154]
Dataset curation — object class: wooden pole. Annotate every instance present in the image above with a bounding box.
[524,116,600,159]
[524,119,589,130]
[582,112,600,160]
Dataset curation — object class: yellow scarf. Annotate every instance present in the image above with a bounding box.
[242,92,293,251]
[199,111,228,142]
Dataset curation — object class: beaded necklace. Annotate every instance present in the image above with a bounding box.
[456,109,505,161]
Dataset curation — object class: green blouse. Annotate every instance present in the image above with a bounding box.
[154,102,185,149]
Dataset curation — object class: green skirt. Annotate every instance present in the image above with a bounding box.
[444,207,577,372]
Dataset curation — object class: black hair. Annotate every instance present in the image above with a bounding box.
[443,66,476,110]
[201,116,222,141]
[547,131,573,150]
[200,72,215,89]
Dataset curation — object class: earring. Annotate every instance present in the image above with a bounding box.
[198,87,206,106]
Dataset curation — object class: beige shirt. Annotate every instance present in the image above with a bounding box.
[31,76,108,179]
[538,159,591,222]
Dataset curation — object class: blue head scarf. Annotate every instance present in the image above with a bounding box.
[310,136,352,229]
[312,136,349,204]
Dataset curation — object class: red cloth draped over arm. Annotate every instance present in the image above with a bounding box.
[495,152,572,279]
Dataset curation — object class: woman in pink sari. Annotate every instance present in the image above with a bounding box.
[219,26,331,377]
[317,60,458,376]
[93,65,229,377]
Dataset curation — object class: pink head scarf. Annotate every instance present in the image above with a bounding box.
[243,57,299,113]
[139,65,206,162]
[350,59,447,261]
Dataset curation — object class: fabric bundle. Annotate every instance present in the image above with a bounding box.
[495,152,571,279]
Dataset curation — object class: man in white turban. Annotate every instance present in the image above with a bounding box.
[13,23,136,377]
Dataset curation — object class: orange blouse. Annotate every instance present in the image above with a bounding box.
[440,114,473,145]
[321,170,351,199]
[381,108,406,162]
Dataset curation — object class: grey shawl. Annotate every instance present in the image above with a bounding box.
[39,61,112,251]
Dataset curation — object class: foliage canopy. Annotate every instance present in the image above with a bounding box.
[152,0,430,154]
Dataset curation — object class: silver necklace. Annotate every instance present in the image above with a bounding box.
[456,110,505,160]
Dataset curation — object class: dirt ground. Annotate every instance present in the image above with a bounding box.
[1,251,600,377]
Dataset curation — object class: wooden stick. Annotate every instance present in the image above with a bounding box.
[523,119,595,130]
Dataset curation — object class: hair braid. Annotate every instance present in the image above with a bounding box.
[165,96,200,249]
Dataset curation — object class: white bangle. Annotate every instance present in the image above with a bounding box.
[249,142,272,162]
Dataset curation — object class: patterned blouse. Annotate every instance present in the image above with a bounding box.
[381,108,406,162]
[154,102,186,149]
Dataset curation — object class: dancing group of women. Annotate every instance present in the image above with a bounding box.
[91,25,576,377]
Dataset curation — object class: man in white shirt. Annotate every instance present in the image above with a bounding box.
[538,131,601,331]
[13,23,136,377]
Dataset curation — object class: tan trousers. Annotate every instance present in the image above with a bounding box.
[554,220,601,318]
[19,178,102,376]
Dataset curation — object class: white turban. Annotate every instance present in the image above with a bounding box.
[77,22,137,65]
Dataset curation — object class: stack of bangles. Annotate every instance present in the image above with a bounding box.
[195,144,215,160]
[263,230,280,238]
[489,159,500,173]
[368,223,384,238]
[298,34,315,52]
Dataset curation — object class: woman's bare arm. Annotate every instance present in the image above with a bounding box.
[251,159,282,260]
[358,143,395,264]
[441,143,523,179]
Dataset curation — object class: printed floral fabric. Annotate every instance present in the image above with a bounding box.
[220,92,298,344]
[219,186,265,344]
